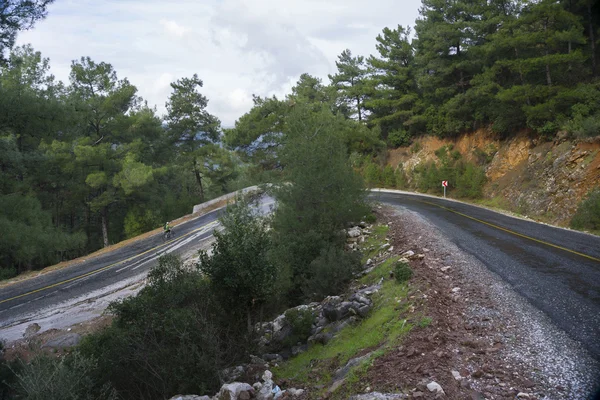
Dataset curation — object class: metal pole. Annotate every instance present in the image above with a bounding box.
[443,185,446,199]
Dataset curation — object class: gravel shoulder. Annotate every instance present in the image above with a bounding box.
[367,205,600,400]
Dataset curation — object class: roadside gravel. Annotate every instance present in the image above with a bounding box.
[367,205,599,399]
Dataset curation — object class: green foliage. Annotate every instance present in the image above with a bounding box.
[394,261,413,283]
[79,255,247,399]
[0,194,86,276]
[0,1,55,62]
[198,197,277,330]
[13,353,116,400]
[363,161,382,188]
[410,141,422,154]
[387,129,412,147]
[272,104,367,303]
[571,189,600,232]
[283,308,315,348]
[304,246,362,300]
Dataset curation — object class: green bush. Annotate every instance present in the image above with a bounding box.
[394,261,413,283]
[283,308,315,347]
[79,255,248,400]
[410,141,423,154]
[364,213,377,224]
[13,353,115,400]
[0,266,17,281]
[571,189,600,232]
[382,165,396,188]
[387,129,412,147]
[303,246,362,300]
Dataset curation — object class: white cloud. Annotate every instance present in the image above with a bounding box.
[159,19,190,38]
[15,0,422,126]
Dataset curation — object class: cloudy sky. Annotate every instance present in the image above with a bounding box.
[17,0,422,127]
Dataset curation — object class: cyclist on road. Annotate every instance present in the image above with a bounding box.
[164,221,172,236]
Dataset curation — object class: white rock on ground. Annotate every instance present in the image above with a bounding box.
[426,381,445,394]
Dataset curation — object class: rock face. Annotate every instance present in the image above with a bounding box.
[23,323,41,338]
[256,283,380,360]
[41,333,82,349]
[388,129,600,226]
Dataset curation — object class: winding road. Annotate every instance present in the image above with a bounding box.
[371,190,600,361]
[1,190,599,362]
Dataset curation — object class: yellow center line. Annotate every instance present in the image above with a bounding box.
[0,221,219,306]
[418,200,600,263]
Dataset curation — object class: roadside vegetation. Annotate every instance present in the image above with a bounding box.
[2,0,600,398]
[571,188,600,234]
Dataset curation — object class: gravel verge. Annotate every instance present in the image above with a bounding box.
[366,205,600,400]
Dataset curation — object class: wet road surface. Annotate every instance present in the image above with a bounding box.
[371,190,600,360]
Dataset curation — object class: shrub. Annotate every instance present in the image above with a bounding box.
[283,308,315,347]
[394,261,413,283]
[364,213,377,224]
[13,353,115,400]
[0,266,17,281]
[410,141,423,154]
[387,129,412,147]
[198,197,277,333]
[571,189,600,232]
[79,255,248,400]
[382,165,396,188]
[303,246,362,300]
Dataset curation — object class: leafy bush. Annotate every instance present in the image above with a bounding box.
[198,197,277,332]
[0,266,17,281]
[410,141,423,154]
[387,129,412,147]
[13,353,115,400]
[283,308,315,347]
[79,255,248,399]
[363,161,382,187]
[381,165,396,187]
[364,213,377,224]
[303,246,362,300]
[571,189,600,232]
[394,261,413,283]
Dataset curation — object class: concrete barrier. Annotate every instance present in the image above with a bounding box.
[192,186,262,214]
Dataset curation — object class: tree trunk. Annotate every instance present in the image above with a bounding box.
[356,96,362,122]
[589,4,597,76]
[101,207,109,248]
[193,160,205,202]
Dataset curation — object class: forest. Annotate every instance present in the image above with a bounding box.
[1,0,599,279]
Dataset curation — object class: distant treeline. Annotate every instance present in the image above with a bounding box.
[0,49,244,278]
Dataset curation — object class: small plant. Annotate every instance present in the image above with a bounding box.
[418,316,433,328]
[394,261,413,283]
[410,141,423,154]
[571,188,600,232]
[283,308,315,347]
[364,213,377,224]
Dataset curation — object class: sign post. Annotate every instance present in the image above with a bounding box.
[442,180,448,198]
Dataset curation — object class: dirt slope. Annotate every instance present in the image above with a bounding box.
[387,130,600,226]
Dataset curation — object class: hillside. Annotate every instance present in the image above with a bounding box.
[386,130,600,227]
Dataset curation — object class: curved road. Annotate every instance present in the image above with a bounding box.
[371,190,600,361]
[1,190,599,362]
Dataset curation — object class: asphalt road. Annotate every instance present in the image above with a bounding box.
[371,190,600,360]
[0,202,234,331]
[2,190,599,362]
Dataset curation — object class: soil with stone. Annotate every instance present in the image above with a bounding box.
[363,206,600,400]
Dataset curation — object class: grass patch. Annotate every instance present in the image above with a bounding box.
[360,224,390,263]
[274,274,412,398]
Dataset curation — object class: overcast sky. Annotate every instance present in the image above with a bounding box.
[17,0,422,127]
